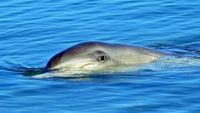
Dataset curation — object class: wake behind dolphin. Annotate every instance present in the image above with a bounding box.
[1,41,171,78]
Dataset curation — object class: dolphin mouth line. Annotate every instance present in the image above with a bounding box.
[79,63,95,69]
[46,63,95,74]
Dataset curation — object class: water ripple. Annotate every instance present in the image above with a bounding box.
[1,0,200,113]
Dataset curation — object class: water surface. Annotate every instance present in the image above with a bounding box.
[0,0,200,113]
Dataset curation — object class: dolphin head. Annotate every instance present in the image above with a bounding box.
[45,41,165,75]
[46,42,120,74]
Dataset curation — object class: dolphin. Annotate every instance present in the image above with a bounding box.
[26,41,168,77]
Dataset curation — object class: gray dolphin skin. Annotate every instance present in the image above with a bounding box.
[42,41,168,77]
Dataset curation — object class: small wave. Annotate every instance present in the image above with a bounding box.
[142,56,200,72]
[0,60,46,76]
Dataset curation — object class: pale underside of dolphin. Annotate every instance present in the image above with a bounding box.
[28,41,169,78]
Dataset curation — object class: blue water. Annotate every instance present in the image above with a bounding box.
[0,0,200,113]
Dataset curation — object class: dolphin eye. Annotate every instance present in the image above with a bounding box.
[97,55,108,63]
